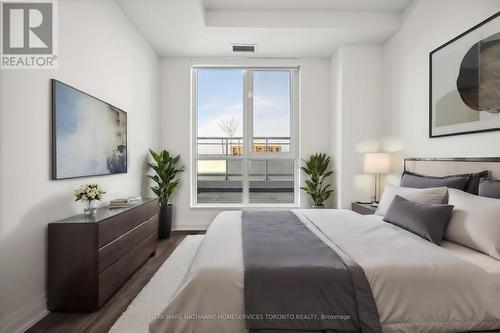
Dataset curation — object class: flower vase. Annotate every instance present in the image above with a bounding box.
[83,200,97,215]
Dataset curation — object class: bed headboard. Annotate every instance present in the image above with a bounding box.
[404,158,500,179]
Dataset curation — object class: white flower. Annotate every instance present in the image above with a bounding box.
[75,184,105,202]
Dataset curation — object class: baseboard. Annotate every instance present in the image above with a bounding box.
[173,224,208,231]
[0,294,48,333]
[172,218,210,231]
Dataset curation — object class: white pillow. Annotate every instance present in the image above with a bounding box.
[445,188,500,260]
[375,184,448,216]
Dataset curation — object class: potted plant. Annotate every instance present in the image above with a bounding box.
[301,153,334,208]
[74,184,105,215]
[148,149,185,239]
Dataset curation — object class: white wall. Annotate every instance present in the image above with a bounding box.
[382,0,500,179]
[160,57,332,229]
[0,1,160,331]
[332,45,384,208]
[330,49,342,209]
[299,59,334,207]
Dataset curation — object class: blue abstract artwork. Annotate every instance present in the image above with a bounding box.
[52,80,127,179]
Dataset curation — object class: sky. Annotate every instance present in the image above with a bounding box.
[197,69,290,138]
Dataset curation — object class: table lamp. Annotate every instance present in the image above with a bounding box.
[363,153,390,206]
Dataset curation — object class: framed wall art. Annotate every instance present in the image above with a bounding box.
[430,12,500,138]
[52,80,127,180]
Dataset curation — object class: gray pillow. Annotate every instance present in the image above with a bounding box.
[401,172,470,191]
[383,195,454,245]
[478,178,500,199]
[401,171,488,194]
[464,170,489,194]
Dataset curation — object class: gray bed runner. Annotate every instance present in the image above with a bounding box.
[242,210,381,333]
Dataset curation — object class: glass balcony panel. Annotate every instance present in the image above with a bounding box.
[197,160,243,204]
[248,160,294,203]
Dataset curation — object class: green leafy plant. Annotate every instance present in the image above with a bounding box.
[148,149,185,205]
[300,153,334,206]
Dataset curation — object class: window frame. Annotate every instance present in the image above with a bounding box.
[190,66,300,208]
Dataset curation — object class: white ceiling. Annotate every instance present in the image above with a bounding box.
[203,0,412,12]
[115,0,412,58]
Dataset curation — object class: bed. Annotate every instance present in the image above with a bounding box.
[150,158,500,333]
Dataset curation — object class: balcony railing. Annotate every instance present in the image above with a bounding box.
[197,136,291,155]
[198,165,293,180]
[196,137,294,202]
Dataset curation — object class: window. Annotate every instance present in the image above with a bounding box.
[192,67,299,207]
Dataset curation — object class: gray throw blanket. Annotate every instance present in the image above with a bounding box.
[242,210,381,333]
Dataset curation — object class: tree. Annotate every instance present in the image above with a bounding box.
[219,115,238,137]
[219,115,239,155]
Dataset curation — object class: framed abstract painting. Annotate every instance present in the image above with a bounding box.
[52,80,127,180]
[430,12,500,138]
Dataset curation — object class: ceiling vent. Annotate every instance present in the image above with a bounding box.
[232,44,256,53]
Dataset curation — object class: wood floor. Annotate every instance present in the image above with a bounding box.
[27,231,204,333]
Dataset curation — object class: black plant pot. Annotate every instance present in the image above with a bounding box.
[158,204,173,239]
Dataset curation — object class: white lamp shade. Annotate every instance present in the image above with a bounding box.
[364,153,390,174]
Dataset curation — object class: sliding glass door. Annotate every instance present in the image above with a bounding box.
[192,67,299,207]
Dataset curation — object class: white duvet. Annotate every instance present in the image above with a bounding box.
[150,209,500,333]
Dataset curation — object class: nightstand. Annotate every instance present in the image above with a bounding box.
[351,202,377,215]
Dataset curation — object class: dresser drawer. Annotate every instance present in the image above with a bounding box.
[98,200,158,247]
[98,214,158,273]
[98,232,156,307]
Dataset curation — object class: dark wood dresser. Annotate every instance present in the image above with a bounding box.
[48,198,159,312]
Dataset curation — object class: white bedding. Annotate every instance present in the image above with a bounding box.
[150,209,500,333]
[366,214,500,279]
[367,214,500,301]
